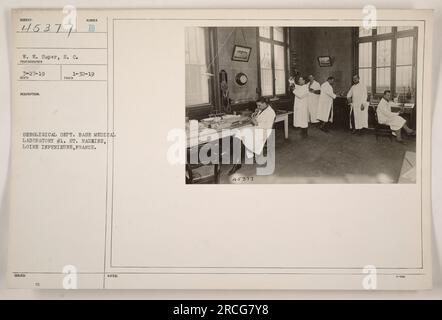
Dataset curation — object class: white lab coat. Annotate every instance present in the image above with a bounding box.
[317,81,336,122]
[235,106,276,156]
[347,82,369,129]
[376,98,406,131]
[307,80,321,123]
[293,84,310,128]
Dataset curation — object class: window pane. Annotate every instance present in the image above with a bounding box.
[359,68,372,94]
[185,27,209,106]
[396,66,413,96]
[376,40,391,67]
[396,36,414,101]
[273,27,284,42]
[358,42,372,68]
[359,27,372,37]
[274,44,286,94]
[397,37,413,66]
[377,26,392,34]
[376,67,391,93]
[260,41,273,96]
[259,27,271,39]
[397,26,414,32]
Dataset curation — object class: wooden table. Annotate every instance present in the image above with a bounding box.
[391,103,416,130]
[185,110,293,184]
[186,110,293,147]
[275,110,293,139]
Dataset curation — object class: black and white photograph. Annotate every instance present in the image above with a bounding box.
[185,26,419,184]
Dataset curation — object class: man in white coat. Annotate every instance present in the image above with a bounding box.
[229,97,276,175]
[293,76,310,137]
[307,74,321,124]
[377,90,415,143]
[317,76,337,132]
[347,75,369,135]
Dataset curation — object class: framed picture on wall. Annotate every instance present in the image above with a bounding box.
[232,45,252,62]
[317,56,333,67]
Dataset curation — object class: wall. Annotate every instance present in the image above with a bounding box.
[216,27,259,104]
[289,27,355,94]
[217,27,356,100]
[188,26,355,119]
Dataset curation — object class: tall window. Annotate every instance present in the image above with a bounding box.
[376,39,391,93]
[258,27,288,97]
[259,41,272,96]
[357,26,417,101]
[185,27,211,106]
[358,42,372,93]
[396,36,414,97]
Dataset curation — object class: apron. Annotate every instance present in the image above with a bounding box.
[293,84,309,128]
[234,106,276,156]
[347,83,369,129]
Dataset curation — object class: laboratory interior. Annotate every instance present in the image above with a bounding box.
[185,26,418,184]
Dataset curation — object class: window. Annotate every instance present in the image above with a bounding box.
[258,27,288,97]
[359,27,372,37]
[358,42,372,93]
[274,44,286,94]
[259,42,273,96]
[185,27,211,106]
[376,40,391,93]
[396,36,414,97]
[273,27,284,42]
[397,26,414,32]
[377,26,392,35]
[259,27,271,39]
[356,27,417,100]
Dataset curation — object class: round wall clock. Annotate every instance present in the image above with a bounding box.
[235,72,248,86]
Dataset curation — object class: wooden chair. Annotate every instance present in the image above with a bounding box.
[371,105,393,141]
[185,163,220,184]
[186,141,221,184]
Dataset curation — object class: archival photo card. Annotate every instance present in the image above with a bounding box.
[7,8,433,290]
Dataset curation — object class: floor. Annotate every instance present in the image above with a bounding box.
[217,125,417,184]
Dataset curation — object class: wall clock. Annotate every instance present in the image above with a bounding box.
[235,72,248,86]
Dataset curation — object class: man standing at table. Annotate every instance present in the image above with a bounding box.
[307,74,321,125]
[317,76,337,132]
[347,75,369,135]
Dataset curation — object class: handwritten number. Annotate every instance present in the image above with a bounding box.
[19,23,73,38]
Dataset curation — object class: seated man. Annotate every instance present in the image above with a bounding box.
[376,90,416,143]
[228,97,276,175]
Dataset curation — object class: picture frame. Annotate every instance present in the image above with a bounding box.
[317,55,333,67]
[231,45,252,62]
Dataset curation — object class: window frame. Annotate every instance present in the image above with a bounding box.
[257,27,290,98]
[355,26,418,100]
[185,27,218,109]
